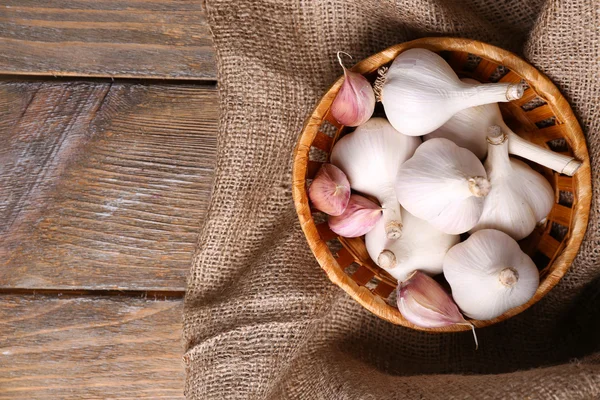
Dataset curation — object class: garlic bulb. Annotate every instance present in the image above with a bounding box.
[395,138,490,234]
[308,163,350,216]
[331,117,421,239]
[398,271,478,348]
[365,207,459,282]
[424,79,582,175]
[470,126,554,240]
[330,52,376,127]
[328,194,382,237]
[443,229,540,320]
[380,48,524,136]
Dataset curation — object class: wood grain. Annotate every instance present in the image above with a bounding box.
[0,81,217,291]
[0,294,184,399]
[0,1,216,80]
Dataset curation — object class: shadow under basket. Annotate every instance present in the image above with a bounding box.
[291,37,592,332]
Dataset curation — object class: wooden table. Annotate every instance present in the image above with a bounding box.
[0,2,216,397]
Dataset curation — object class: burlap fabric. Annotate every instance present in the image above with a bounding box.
[183,1,600,398]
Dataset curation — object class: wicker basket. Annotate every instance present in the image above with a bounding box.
[292,37,592,332]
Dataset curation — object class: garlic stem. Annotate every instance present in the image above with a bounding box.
[460,82,524,109]
[506,130,581,176]
[486,126,512,175]
[336,50,353,67]
[460,323,479,350]
[499,267,519,287]
[381,196,403,239]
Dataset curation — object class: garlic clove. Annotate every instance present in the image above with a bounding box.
[328,194,382,237]
[398,271,478,349]
[330,52,376,127]
[308,163,351,216]
[443,229,540,321]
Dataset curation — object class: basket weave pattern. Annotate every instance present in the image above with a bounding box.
[292,38,591,331]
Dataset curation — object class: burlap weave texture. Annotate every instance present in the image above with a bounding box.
[184,1,600,398]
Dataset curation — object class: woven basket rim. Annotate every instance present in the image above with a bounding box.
[292,37,592,332]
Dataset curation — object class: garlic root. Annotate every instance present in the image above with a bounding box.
[467,177,491,197]
[377,249,396,269]
[499,267,519,287]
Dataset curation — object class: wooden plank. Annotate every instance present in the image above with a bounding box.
[0,81,217,290]
[0,1,216,80]
[556,175,573,192]
[538,234,561,258]
[473,59,498,81]
[0,295,184,399]
[526,104,555,123]
[548,204,572,227]
[351,265,375,286]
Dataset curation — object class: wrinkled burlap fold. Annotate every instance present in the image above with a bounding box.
[184,1,600,398]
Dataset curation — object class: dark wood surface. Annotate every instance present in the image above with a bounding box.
[0,0,216,80]
[0,294,184,399]
[1,2,218,397]
[1,81,217,291]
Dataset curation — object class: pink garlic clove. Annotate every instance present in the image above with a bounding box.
[328,194,382,237]
[398,271,478,349]
[308,163,351,216]
[330,52,376,127]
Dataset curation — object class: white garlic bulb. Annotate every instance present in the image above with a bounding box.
[395,138,490,234]
[380,49,523,136]
[470,126,554,241]
[424,78,582,175]
[331,117,421,239]
[444,229,540,320]
[365,207,459,282]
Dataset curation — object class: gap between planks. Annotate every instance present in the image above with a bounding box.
[0,74,219,86]
[0,288,185,299]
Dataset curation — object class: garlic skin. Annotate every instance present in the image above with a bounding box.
[365,207,459,282]
[381,48,523,136]
[330,52,376,127]
[469,126,554,241]
[331,117,421,239]
[308,163,351,216]
[395,138,490,235]
[328,194,382,237]
[424,79,582,175]
[443,229,539,321]
[398,271,478,348]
